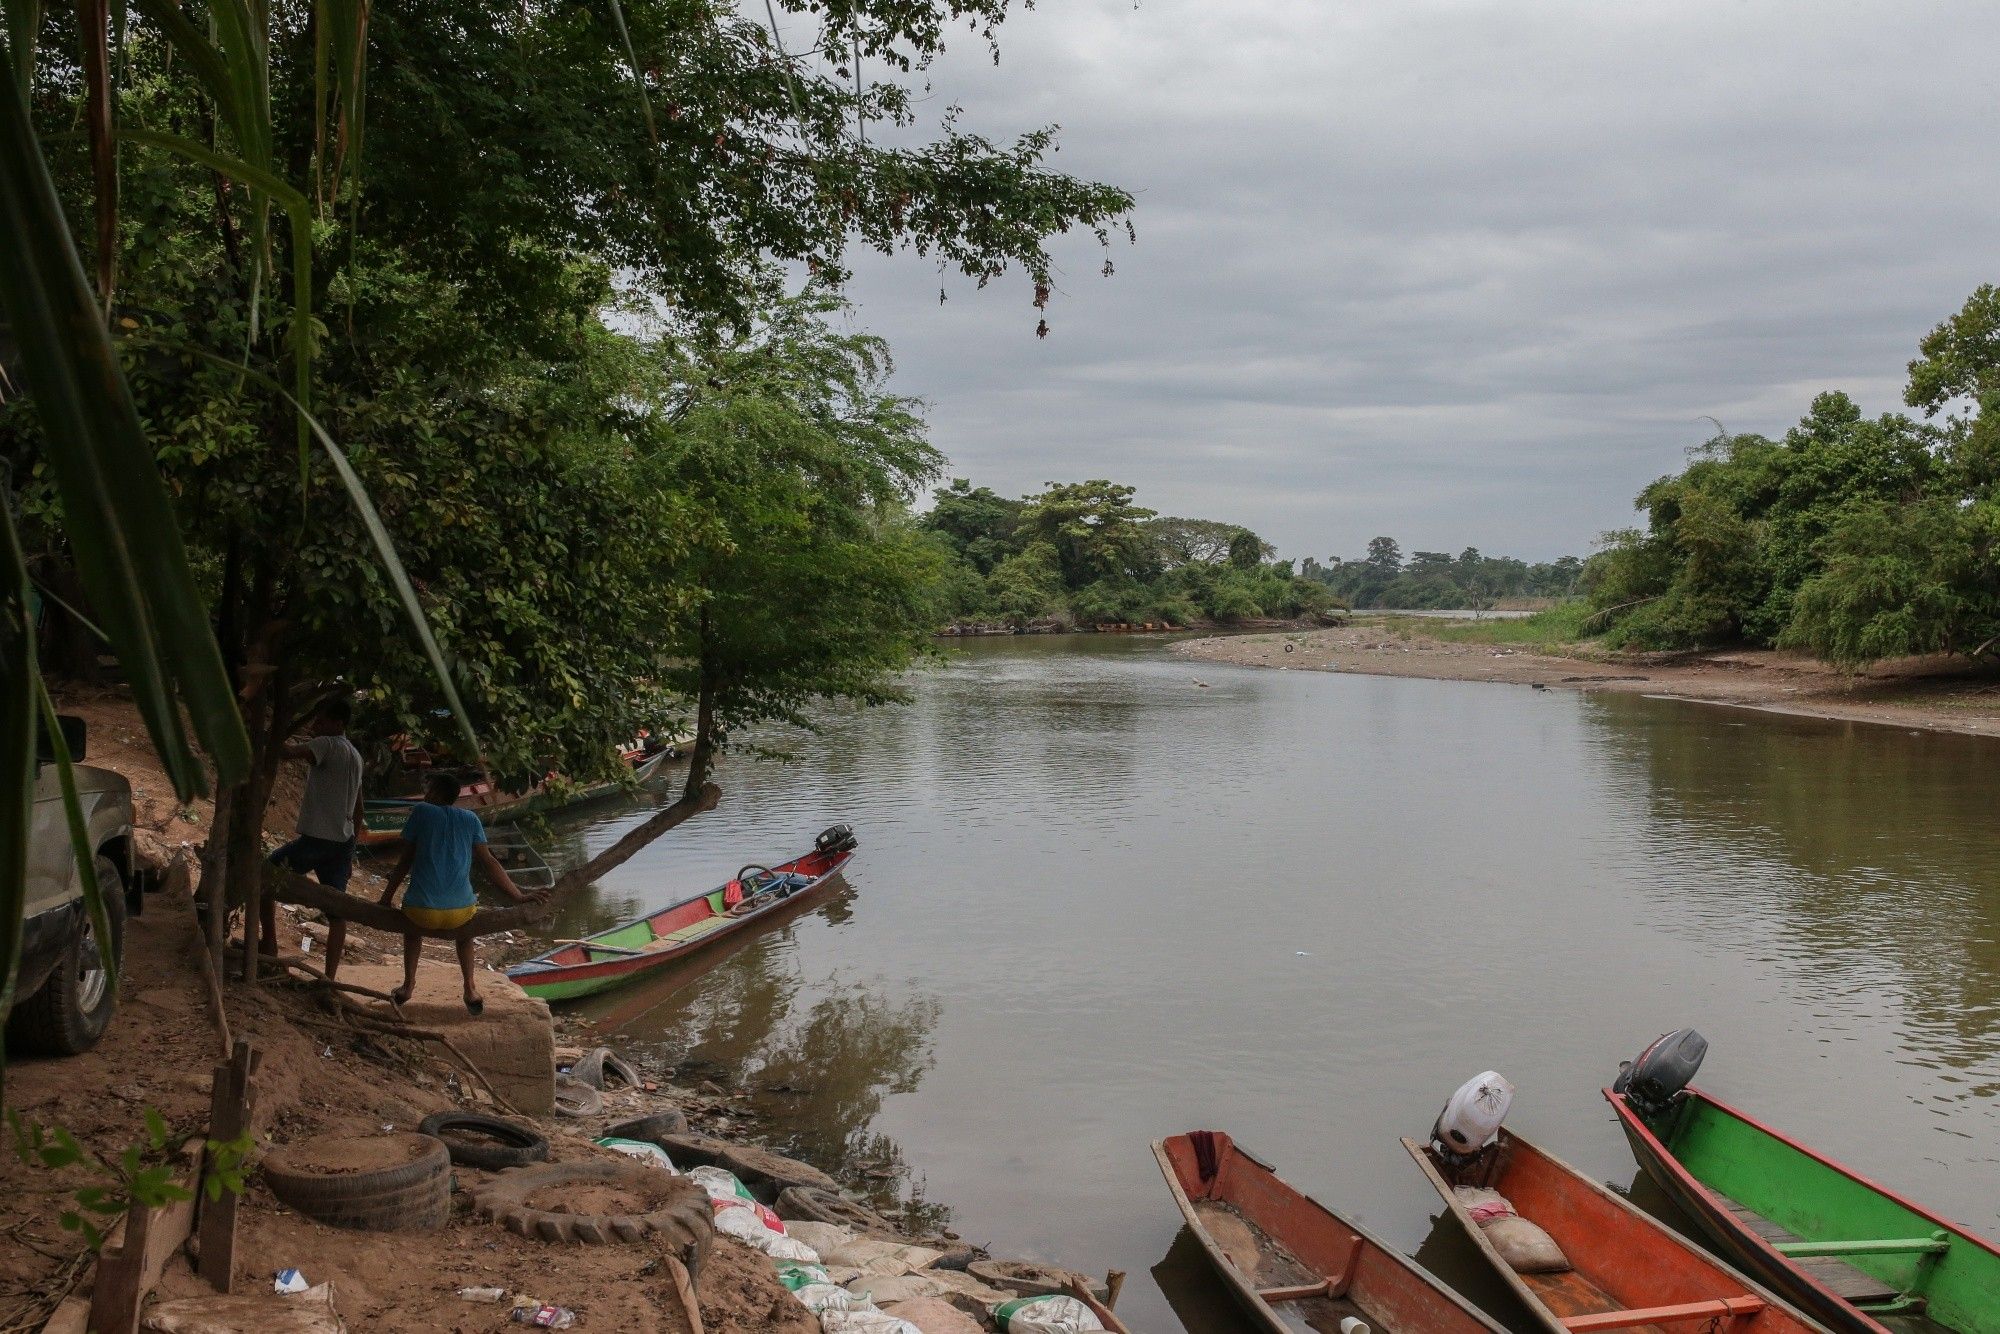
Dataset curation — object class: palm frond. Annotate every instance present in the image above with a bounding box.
[0,55,251,797]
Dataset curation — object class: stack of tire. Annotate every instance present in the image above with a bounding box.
[261,1132,456,1232]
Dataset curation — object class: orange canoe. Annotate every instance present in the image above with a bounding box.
[1404,1130,1820,1334]
[1156,1131,1506,1333]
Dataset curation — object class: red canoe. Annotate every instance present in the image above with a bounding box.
[1156,1130,1506,1333]
[1405,1129,1819,1334]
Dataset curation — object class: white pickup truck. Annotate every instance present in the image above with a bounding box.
[7,715,135,1056]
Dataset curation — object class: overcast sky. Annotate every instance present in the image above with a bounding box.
[820,1,1999,562]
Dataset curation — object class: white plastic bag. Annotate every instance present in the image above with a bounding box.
[993,1295,1104,1333]
[1433,1071,1514,1154]
[817,1234,944,1276]
[713,1200,823,1262]
[784,1220,858,1256]
[595,1137,678,1170]
[819,1311,923,1334]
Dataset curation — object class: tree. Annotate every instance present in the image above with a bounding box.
[1226,528,1265,570]
[1784,499,2000,668]
[3,0,1137,962]
[921,480,1024,574]
[1364,536,1402,576]
[1018,480,1158,587]
[1149,516,1264,567]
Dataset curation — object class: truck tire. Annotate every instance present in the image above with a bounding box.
[471,1161,712,1272]
[418,1112,549,1170]
[6,855,125,1056]
[262,1132,453,1231]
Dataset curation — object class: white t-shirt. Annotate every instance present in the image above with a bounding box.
[297,734,364,842]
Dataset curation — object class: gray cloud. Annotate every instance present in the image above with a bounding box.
[827,0,2000,560]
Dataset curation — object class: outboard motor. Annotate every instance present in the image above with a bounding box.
[814,823,858,854]
[1430,1071,1515,1172]
[1613,1028,1707,1117]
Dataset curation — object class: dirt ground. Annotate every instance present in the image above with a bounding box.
[1177,622,2000,738]
[0,691,815,1334]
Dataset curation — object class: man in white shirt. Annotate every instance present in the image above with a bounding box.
[265,697,365,974]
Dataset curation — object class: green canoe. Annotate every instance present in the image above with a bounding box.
[1608,1082,2000,1334]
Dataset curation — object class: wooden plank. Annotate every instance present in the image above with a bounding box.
[1707,1189,1899,1304]
[197,1040,258,1292]
[88,1142,204,1334]
[1562,1297,1762,1333]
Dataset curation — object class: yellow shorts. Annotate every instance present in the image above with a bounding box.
[402,904,477,931]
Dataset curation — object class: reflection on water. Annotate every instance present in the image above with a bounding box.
[1585,695,2000,1102]
[536,636,2000,1332]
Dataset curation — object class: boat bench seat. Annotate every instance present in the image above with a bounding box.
[1560,1296,1762,1332]
[658,917,729,945]
[1771,1234,1948,1259]
[1707,1188,1907,1305]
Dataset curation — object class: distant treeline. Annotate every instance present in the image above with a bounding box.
[1301,539,1584,609]
[918,480,1337,627]
[1583,284,2000,666]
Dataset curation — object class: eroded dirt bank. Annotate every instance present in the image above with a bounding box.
[1176,622,2000,738]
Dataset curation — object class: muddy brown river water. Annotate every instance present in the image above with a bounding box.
[541,635,2000,1332]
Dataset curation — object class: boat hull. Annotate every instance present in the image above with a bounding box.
[1608,1087,2000,1334]
[506,847,852,1003]
[1405,1129,1818,1334]
[1155,1131,1504,1334]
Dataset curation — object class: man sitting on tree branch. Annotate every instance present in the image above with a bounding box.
[378,773,547,1014]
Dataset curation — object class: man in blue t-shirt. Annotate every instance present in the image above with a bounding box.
[378,772,546,1013]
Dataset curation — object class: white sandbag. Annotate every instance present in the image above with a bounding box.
[993,1295,1104,1334]
[595,1137,678,1170]
[1434,1071,1514,1154]
[690,1165,755,1204]
[881,1298,984,1334]
[818,1234,945,1276]
[791,1283,855,1316]
[819,1310,922,1334]
[714,1200,822,1262]
[847,1271,1012,1310]
[783,1220,858,1256]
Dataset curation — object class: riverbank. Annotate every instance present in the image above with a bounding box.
[3,690,1114,1333]
[1175,620,2000,738]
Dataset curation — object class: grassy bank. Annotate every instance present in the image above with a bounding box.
[1373,601,1598,649]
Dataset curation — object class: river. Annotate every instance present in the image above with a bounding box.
[538,634,2000,1332]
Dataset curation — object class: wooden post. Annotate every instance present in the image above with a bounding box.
[197,1040,259,1293]
[86,1142,203,1334]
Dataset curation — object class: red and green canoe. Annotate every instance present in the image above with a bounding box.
[1608,1083,2000,1334]
[505,832,854,1002]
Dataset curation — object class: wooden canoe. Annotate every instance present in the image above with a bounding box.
[1608,1086,2000,1334]
[1404,1130,1819,1334]
[504,844,852,1002]
[1155,1131,1506,1333]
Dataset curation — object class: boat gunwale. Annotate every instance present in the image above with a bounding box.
[1154,1132,1505,1334]
[1402,1129,1813,1334]
[1605,1085,2000,1266]
[505,848,852,989]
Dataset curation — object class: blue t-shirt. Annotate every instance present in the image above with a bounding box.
[400,802,486,909]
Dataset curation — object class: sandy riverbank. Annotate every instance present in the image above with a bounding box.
[1175,622,2000,738]
[5,690,1090,1333]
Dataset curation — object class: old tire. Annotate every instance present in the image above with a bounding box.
[569,1046,643,1090]
[263,1132,451,1231]
[604,1109,688,1142]
[6,856,125,1056]
[470,1161,712,1273]
[419,1112,549,1171]
[552,1074,603,1118]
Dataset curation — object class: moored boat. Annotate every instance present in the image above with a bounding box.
[1405,1077,1818,1334]
[364,749,671,833]
[1155,1130,1505,1333]
[505,826,856,1002]
[1608,1030,2000,1334]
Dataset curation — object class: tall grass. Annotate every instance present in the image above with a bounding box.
[1377,600,1598,648]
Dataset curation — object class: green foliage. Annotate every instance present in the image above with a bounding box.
[1302,541,1583,610]
[1399,600,1597,648]
[919,480,1322,627]
[8,1107,247,1252]
[643,293,946,760]
[1585,302,1999,666]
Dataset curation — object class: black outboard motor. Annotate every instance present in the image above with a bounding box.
[814,823,858,854]
[1613,1028,1708,1117]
